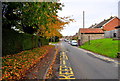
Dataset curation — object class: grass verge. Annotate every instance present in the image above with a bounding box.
[80,38,119,58]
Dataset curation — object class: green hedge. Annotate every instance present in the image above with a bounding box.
[2,29,48,56]
[40,37,49,46]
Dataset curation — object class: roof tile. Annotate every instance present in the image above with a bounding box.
[80,28,104,33]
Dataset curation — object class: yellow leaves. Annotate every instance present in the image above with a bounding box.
[47,18,52,21]
[46,14,50,17]
[2,45,55,80]
[38,17,41,20]
[43,17,69,37]
[52,15,58,17]
[14,72,20,77]
[36,13,74,38]
[69,19,75,22]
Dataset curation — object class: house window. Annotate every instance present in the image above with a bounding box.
[113,33,116,37]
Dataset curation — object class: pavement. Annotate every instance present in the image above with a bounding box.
[23,47,56,79]
[59,41,119,79]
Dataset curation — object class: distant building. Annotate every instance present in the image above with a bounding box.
[72,33,78,40]
[78,28,104,44]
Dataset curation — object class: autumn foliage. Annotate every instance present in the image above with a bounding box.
[36,15,74,38]
[2,2,74,38]
[2,45,55,80]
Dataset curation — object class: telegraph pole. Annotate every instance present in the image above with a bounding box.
[83,11,85,28]
[78,11,85,46]
[81,11,85,45]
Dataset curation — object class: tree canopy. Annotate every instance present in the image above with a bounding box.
[2,2,74,38]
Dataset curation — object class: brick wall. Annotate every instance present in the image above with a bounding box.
[80,34,104,44]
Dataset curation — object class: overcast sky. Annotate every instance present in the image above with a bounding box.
[57,0,120,36]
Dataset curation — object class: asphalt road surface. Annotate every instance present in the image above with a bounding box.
[60,41,118,79]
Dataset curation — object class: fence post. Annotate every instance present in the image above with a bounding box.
[88,36,90,45]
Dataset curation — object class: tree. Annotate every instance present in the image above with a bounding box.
[2,2,74,37]
[2,2,23,29]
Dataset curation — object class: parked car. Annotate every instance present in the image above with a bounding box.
[64,39,69,42]
[71,40,78,46]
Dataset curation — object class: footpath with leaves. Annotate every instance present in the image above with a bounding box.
[2,45,56,80]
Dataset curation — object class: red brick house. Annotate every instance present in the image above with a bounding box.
[103,17,120,31]
[90,16,120,30]
[103,17,120,38]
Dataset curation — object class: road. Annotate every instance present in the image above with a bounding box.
[59,41,118,79]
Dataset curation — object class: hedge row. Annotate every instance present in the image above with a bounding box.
[2,29,49,56]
